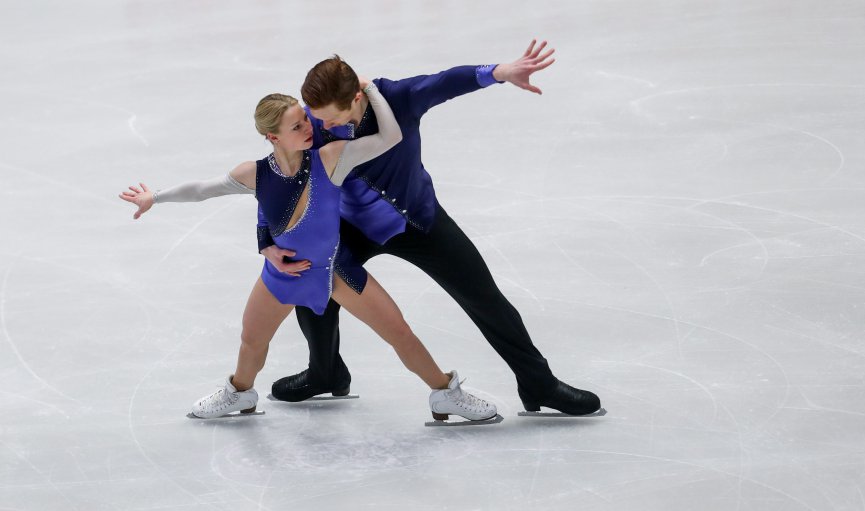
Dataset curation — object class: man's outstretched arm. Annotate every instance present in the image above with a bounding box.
[397,39,556,117]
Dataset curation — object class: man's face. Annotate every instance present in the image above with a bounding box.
[310,103,354,130]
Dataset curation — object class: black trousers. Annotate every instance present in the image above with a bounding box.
[294,204,558,395]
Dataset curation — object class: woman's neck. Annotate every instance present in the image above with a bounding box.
[272,146,304,176]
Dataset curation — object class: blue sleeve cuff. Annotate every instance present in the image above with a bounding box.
[476,64,503,88]
[257,226,275,252]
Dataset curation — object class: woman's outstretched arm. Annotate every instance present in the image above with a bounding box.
[118,161,256,219]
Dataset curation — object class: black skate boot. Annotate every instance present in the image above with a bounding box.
[271,368,351,402]
[519,379,602,416]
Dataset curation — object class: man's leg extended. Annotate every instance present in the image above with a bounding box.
[381,206,600,414]
[380,205,558,396]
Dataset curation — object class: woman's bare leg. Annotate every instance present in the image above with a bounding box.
[232,277,295,391]
[332,274,449,389]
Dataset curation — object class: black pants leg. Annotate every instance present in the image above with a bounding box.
[294,299,350,387]
[293,222,382,386]
[376,205,557,394]
[295,204,558,395]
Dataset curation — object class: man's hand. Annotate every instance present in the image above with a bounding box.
[260,245,311,277]
[493,39,556,95]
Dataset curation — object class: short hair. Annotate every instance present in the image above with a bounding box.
[301,55,360,110]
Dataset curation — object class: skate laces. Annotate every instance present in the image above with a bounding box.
[207,385,237,410]
[461,392,489,412]
[222,387,238,404]
[448,378,489,412]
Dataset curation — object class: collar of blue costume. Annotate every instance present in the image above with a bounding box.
[263,150,311,235]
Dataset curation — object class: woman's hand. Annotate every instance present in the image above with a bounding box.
[119,183,155,219]
[260,245,311,277]
[358,75,371,91]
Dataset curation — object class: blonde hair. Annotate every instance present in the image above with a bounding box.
[254,93,299,138]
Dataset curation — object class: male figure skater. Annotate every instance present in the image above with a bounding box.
[261,40,601,415]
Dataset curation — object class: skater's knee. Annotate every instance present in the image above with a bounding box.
[240,329,270,350]
[382,320,415,349]
[389,335,424,361]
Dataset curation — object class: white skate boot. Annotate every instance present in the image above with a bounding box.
[427,371,502,427]
[187,376,262,419]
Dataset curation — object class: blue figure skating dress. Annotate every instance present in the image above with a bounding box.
[256,150,367,314]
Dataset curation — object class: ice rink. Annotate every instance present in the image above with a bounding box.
[2,1,865,509]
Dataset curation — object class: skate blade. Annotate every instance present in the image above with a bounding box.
[518,407,607,418]
[424,414,504,427]
[186,410,265,419]
[266,393,359,402]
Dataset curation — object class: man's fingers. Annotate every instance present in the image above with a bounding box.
[523,38,537,57]
[531,48,555,64]
[528,40,548,59]
[280,249,297,257]
[140,183,150,192]
[278,260,311,274]
[129,186,142,193]
[532,57,556,72]
[284,268,306,277]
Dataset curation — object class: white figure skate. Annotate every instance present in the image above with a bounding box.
[187,376,263,419]
[426,371,503,427]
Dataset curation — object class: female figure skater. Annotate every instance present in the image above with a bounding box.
[119,81,497,423]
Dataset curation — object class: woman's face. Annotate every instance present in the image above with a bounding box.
[270,104,313,150]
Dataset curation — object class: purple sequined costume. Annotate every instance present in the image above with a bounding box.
[256,150,367,314]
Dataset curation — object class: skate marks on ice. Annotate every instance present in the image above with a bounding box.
[186,410,266,419]
[424,414,505,427]
[265,393,359,402]
[518,407,608,418]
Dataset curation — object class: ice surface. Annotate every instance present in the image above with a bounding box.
[2,1,865,509]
